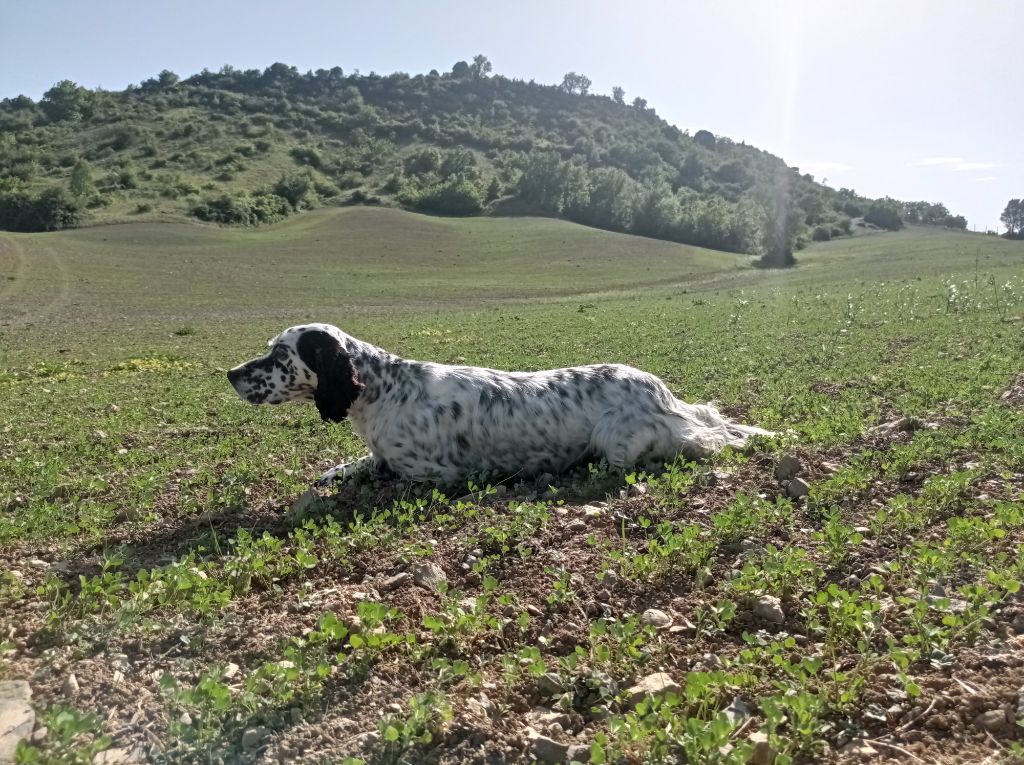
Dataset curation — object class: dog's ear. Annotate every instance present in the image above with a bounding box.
[296,330,365,423]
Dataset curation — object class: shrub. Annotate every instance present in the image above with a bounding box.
[0,187,81,231]
[401,178,484,215]
[290,146,323,168]
[190,191,290,225]
[811,225,831,242]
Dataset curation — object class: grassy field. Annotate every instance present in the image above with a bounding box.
[1,212,1023,764]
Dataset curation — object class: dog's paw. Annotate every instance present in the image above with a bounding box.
[314,464,346,487]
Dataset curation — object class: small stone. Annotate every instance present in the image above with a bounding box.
[351,731,380,749]
[222,662,239,679]
[30,727,47,744]
[626,673,681,708]
[0,680,34,763]
[640,609,672,629]
[723,697,750,725]
[179,712,192,726]
[566,518,587,534]
[566,743,592,763]
[241,726,267,751]
[839,739,878,760]
[93,746,142,764]
[747,730,776,765]
[290,488,323,515]
[410,561,447,591]
[582,504,605,518]
[774,454,802,481]
[669,618,697,636]
[379,572,411,591]
[524,727,570,763]
[537,673,567,696]
[974,708,1009,732]
[786,478,810,499]
[752,595,786,624]
[61,674,79,697]
[386,702,402,714]
[628,482,648,497]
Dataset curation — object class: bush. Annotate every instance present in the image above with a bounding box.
[811,225,831,241]
[864,199,904,231]
[273,172,316,208]
[0,187,81,232]
[190,191,290,225]
[290,146,323,168]
[401,178,484,215]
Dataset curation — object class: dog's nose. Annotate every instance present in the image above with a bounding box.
[227,367,242,385]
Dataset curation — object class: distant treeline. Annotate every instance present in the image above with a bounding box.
[0,59,967,260]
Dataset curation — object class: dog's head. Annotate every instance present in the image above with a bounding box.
[227,324,365,422]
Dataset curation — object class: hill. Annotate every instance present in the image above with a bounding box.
[0,60,965,257]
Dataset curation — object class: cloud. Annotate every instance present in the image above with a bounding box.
[972,176,997,182]
[915,157,962,166]
[913,157,996,171]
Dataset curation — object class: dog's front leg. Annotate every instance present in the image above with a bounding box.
[315,454,377,486]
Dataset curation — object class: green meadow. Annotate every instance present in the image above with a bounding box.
[1,211,1023,764]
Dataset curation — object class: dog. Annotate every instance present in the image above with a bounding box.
[227,323,771,485]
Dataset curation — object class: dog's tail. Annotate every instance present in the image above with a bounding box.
[669,400,774,458]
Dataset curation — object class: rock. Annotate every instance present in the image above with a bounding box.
[92,747,143,764]
[566,518,587,534]
[628,482,648,497]
[179,712,192,726]
[30,727,46,745]
[752,595,785,624]
[524,727,570,763]
[379,572,411,591]
[531,709,572,729]
[582,505,605,518]
[839,739,877,760]
[747,730,776,765]
[774,454,802,481]
[626,673,681,708]
[669,618,697,636]
[351,731,380,749]
[640,609,672,629]
[61,673,79,697]
[786,478,810,499]
[290,488,323,515]
[723,697,750,725]
[410,561,447,592]
[241,726,268,751]
[222,662,239,680]
[974,708,1009,732]
[537,673,567,696]
[566,743,592,763]
[0,681,34,764]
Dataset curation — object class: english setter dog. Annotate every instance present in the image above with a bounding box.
[228,323,771,486]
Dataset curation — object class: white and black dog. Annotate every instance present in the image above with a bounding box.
[228,323,771,485]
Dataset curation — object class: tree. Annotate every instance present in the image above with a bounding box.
[469,55,492,79]
[158,69,180,88]
[758,169,802,267]
[560,72,592,96]
[693,129,716,151]
[611,86,625,104]
[40,80,94,122]
[451,60,471,79]
[632,96,647,110]
[1001,199,1023,238]
[69,160,94,197]
[864,198,904,231]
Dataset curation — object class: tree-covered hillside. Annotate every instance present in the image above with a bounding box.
[0,58,966,260]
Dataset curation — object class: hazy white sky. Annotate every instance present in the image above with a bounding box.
[1,0,1019,229]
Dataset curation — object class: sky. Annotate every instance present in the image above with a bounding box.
[1,0,1020,231]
